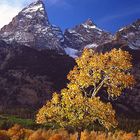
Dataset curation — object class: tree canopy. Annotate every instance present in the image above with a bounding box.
[36,48,135,131]
[68,48,135,98]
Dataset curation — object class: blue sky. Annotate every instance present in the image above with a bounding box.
[45,0,140,33]
[0,0,140,33]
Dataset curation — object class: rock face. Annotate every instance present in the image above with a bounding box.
[0,1,64,53]
[63,19,113,57]
[0,40,75,117]
[115,19,140,50]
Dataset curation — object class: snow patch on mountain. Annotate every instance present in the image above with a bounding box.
[128,43,140,50]
[67,29,76,34]
[64,47,79,58]
[82,24,96,29]
[82,24,103,32]
[63,19,113,55]
[26,15,33,19]
[85,43,98,48]
[22,1,44,13]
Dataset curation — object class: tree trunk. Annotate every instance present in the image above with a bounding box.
[92,78,107,97]
[77,130,81,140]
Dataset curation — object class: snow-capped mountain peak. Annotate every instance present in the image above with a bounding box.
[115,19,140,50]
[84,18,95,25]
[63,19,113,57]
[22,0,44,14]
[0,0,64,53]
[19,0,49,26]
[82,19,97,29]
[0,0,139,57]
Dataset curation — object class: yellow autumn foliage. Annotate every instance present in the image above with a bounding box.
[36,48,135,131]
[37,90,117,129]
[68,48,135,98]
[0,127,139,140]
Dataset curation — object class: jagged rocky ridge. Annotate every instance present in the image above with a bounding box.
[115,19,140,50]
[0,1,64,53]
[0,0,140,117]
[63,19,113,57]
[0,1,139,57]
[63,19,140,58]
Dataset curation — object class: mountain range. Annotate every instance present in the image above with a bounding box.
[0,0,139,118]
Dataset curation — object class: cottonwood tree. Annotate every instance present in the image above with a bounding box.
[68,48,134,98]
[36,48,135,132]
